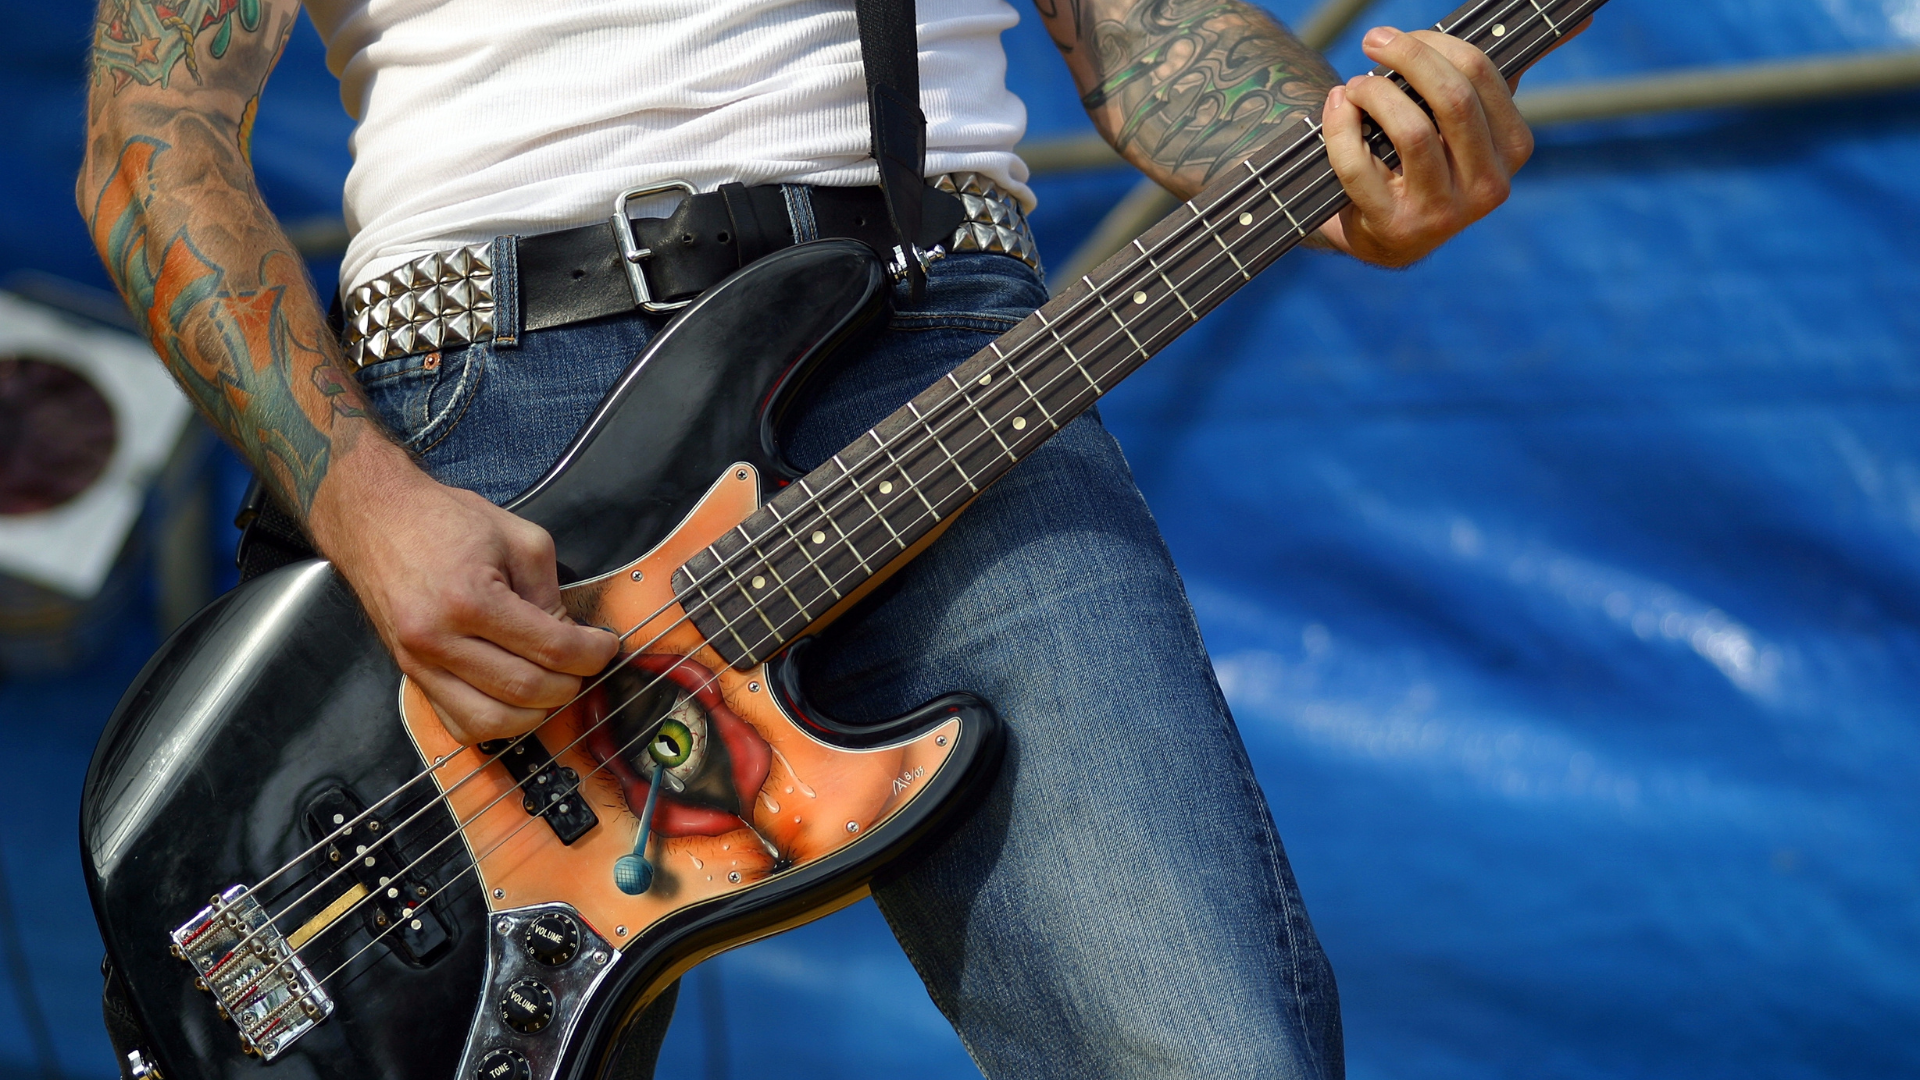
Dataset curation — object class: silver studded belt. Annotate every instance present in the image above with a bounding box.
[341,173,1038,371]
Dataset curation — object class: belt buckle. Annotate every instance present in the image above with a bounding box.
[611,181,698,312]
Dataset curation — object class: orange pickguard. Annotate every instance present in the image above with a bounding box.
[398,465,958,949]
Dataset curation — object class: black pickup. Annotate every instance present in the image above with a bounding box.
[476,735,600,845]
[303,787,451,966]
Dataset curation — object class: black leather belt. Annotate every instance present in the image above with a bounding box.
[338,177,1046,370]
[518,182,963,332]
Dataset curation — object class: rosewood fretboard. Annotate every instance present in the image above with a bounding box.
[675,0,1606,668]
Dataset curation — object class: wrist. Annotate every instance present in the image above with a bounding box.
[303,432,432,565]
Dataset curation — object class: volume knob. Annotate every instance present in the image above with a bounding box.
[522,912,579,966]
[499,977,555,1034]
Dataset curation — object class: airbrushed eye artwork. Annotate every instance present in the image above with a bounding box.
[389,470,970,973]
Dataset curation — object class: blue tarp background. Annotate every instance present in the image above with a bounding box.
[5,0,1919,1076]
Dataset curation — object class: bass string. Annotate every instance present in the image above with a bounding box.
[230,84,1359,919]
[281,165,1384,985]
[244,0,1569,966]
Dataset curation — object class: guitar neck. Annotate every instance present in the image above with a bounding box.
[677,0,1606,668]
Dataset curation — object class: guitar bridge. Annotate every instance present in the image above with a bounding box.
[170,885,333,1060]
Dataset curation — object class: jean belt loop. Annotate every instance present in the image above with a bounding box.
[780,184,820,244]
[489,234,522,348]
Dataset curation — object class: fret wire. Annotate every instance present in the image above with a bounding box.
[1211,232,1253,282]
[1088,280,1152,362]
[798,476,879,577]
[905,400,982,494]
[766,491,847,602]
[872,429,944,520]
[1033,306,1109,398]
[1526,0,1563,34]
[1247,154,1321,238]
[715,527,789,640]
[689,578,761,665]
[1009,367,1060,431]
[834,452,910,552]
[947,371,1026,460]
[691,0,1594,665]
[1133,239,1199,322]
[737,520,818,622]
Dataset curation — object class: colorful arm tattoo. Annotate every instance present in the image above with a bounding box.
[1038,0,1339,192]
[81,0,378,517]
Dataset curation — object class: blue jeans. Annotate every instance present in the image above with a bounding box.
[357,250,1343,1079]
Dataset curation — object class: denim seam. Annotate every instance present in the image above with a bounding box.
[889,315,1027,336]
[490,234,522,348]
[408,347,486,454]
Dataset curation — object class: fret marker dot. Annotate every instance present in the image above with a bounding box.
[1132,291,1148,305]
[1491,22,1505,35]
[879,480,893,494]
[1012,417,1027,431]
[978,373,992,386]
[751,575,766,589]
[1238,212,1253,226]
[811,530,826,545]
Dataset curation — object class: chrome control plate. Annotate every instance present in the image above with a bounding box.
[456,903,620,1080]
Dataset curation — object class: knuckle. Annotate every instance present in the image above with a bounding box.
[1433,83,1477,121]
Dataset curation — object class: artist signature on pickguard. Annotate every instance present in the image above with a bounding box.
[891,766,926,795]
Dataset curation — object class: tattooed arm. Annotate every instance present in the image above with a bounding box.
[78,0,615,742]
[1036,0,1546,267]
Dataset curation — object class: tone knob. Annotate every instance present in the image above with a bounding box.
[522,912,580,966]
[476,1048,531,1080]
[499,977,555,1034]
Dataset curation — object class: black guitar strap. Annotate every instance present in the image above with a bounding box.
[855,0,934,302]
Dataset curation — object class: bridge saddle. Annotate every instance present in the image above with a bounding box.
[169,884,333,1060]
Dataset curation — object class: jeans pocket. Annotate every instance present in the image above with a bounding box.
[355,343,488,454]
[889,254,1049,334]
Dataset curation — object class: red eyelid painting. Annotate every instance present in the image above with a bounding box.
[577,653,773,838]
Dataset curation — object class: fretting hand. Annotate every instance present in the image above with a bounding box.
[1319,23,1589,269]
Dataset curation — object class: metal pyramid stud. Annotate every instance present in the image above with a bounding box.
[391,291,417,323]
[417,252,445,284]
[446,311,476,341]
[365,329,389,359]
[351,309,375,339]
[391,263,415,289]
[471,276,495,305]
[370,297,394,330]
[445,246,472,278]
[417,287,445,317]
[417,318,446,349]
[353,285,375,310]
[445,279,475,311]
[471,307,495,337]
[388,323,417,356]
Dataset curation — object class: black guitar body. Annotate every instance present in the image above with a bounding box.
[82,241,1004,1080]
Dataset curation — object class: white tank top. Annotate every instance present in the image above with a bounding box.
[303,0,1035,292]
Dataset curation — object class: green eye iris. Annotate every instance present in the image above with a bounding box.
[648,719,693,768]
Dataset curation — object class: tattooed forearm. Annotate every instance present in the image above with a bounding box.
[1039,0,1339,196]
[80,0,382,517]
[94,0,264,92]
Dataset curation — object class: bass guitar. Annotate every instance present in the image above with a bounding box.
[82,1,1602,1076]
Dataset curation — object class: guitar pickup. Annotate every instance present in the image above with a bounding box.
[303,788,451,966]
[477,735,599,845]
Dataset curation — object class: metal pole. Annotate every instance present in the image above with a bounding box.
[1518,48,1920,125]
[1046,0,1381,286]
[1040,46,1920,286]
